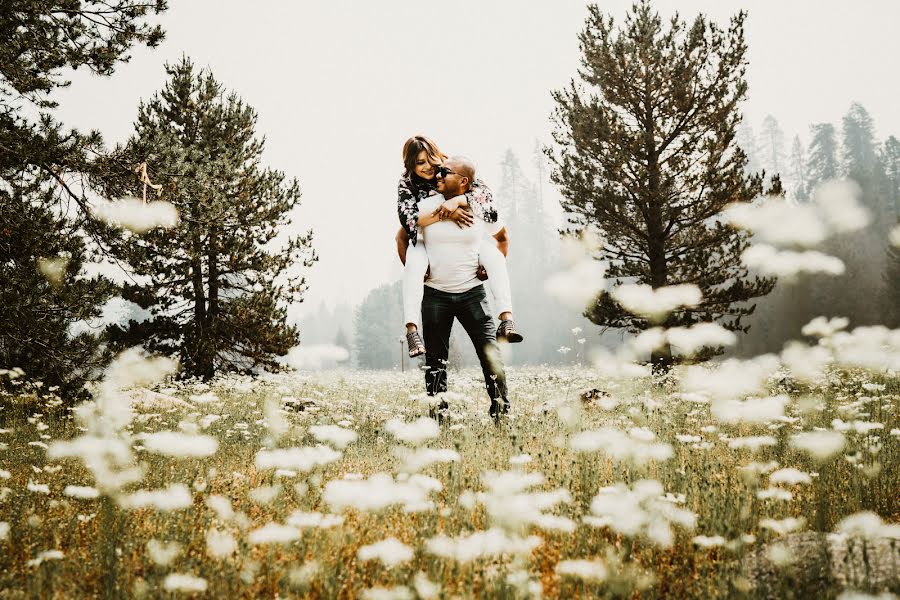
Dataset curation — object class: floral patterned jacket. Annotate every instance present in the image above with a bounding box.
[397,173,498,247]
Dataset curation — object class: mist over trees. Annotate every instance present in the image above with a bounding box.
[100,59,317,379]
[738,103,900,354]
[1,1,167,396]
[546,1,776,369]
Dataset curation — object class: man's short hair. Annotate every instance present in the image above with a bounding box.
[447,155,476,191]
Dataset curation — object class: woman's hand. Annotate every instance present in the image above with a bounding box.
[447,206,474,228]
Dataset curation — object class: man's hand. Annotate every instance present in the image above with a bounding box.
[424,266,431,282]
[447,206,474,228]
[476,265,488,280]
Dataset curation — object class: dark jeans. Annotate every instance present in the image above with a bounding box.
[422,284,509,412]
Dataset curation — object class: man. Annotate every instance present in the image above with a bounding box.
[414,156,510,419]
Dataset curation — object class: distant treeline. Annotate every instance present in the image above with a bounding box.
[738,104,900,355]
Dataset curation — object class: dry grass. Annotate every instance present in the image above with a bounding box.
[0,366,897,598]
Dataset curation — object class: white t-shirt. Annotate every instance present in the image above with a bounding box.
[419,194,504,293]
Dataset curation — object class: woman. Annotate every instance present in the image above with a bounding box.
[396,135,523,357]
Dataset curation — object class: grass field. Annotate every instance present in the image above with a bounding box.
[0,357,897,599]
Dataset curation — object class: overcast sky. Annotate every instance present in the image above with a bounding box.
[50,1,900,322]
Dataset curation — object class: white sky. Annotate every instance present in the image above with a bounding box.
[50,1,900,321]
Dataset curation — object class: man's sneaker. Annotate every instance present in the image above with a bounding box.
[496,319,523,343]
[489,398,510,420]
[406,330,426,358]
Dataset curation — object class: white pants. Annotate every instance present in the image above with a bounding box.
[403,241,513,330]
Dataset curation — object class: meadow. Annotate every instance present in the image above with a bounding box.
[0,343,897,599]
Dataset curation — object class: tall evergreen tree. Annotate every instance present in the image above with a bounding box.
[547,1,774,368]
[736,121,761,176]
[788,135,809,201]
[841,102,878,177]
[881,135,900,218]
[353,281,403,370]
[759,114,785,183]
[103,59,316,379]
[806,123,839,193]
[1,1,167,396]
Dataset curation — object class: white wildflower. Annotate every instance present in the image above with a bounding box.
[27,549,64,567]
[769,468,812,485]
[760,517,806,535]
[147,539,181,566]
[742,244,844,277]
[586,480,696,547]
[309,424,357,449]
[248,523,300,545]
[141,431,218,458]
[384,417,440,445]
[63,485,100,499]
[556,558,608,581]
[835,512,900,541]
[254,445,341,472]
[360,586,414,600]
[890,225,900,248]
[791,431,846,461]
[323,472,440,512]
[712,395,787,424]
[249,484,281,505]
[206,495,234,521]
[666,323,737,355]
[681,354,780,401]
[286,511,344,529]
[27,481,50,494]
[757,488,792,501]
[426,528,542,561]
[395,447,460,473]
[163,574,207,593]
[801,316,849,338]
[570,427,672,463]
[413,572,441,600]
[93,197,179,233]
[610,283,701,322]
[119,484,192,511]
[206,528,237,558]
[728,436,778,451]
[692,535,727,548]
[358,537,414,567]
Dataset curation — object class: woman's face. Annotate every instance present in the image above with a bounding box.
[413,150,439,180]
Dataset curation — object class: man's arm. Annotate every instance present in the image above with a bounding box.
[492,226,509,257]
[396,227,410,265]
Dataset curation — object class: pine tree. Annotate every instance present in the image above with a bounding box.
[547,1,774,369]
[881,136,900,218]
[788,135,809,201]
[736,121,761,176]
[806,123,839,193]
[1,1,167,397]
[353,281,403,369]
[886,238,900,328]
[759,114,785,184]
[841,102,878,177]
[103,58,316,379]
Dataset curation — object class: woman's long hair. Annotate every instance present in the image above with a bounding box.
[402,135,447,179]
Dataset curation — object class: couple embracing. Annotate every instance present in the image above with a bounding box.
[394,135,524,419]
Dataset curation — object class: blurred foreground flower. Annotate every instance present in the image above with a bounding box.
[357,537,414,567]
[426,527,542,561]
[92,196,179,233]
[610,283,702,323]
[584,480,696,547]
